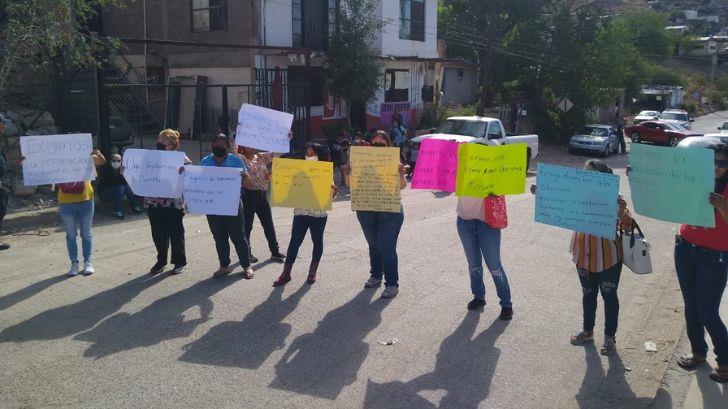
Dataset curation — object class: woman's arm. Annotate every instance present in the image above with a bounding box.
[617,198,633,230]
[710,192,728,223]
[184,155,192,165]
[399,163,407,190]
[92,149,106,166]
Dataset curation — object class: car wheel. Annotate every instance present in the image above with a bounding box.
[669,136,679,147]
[602,145,609,157]
[631,132,640,143]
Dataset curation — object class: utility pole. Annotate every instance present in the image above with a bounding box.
[709,53,717,112]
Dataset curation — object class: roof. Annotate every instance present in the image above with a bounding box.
[446,116,499,122]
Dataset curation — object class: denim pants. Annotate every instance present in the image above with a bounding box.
[356,210,404,287]
[675,239,728,365]
[456,217,512,307]
[207,203,250,268]
[59,200,94,264]
[578,262,622,337]
[147,206,186,266]
[99,184,137,213]
[242,189,279,254]
[285,215,328,265]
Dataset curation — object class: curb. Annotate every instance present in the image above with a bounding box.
[3,206,60,232]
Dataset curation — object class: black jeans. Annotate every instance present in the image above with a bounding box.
[147,207,186,266]
[242,189,279,254]
[285,215,328,265]
[579,262,622,337]
[618,133,626,153]
[207,203,251,268]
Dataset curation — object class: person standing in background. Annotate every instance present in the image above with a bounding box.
[0,146,10,251]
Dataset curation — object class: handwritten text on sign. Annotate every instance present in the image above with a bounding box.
[535,164,620,239]
[123,149,185,198]
[235,104,293,153]
[411,139,459,192]
[629,144,714,227]
[455,143,527,197]
[271,158,334,211]
[349,147,401,212]
[183,166,242,216]
[20,134,95,186]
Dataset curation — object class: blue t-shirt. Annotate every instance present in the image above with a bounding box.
[200,153,247,171]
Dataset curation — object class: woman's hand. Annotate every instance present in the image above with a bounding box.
[331,184,339,198]
[178,166,186,175]
[709,192,727,210]
[288,131,293,140]
[617,197,628,219]
[341,164,351,176]
[530,184,537,195]
[19,156,26,164]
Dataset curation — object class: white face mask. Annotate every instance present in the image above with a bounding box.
[111,161,122,169]
[305,156,318,161]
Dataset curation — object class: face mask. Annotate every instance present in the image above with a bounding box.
[305,156,318,161]
[372,142,386,147]
[110,161,121,169]
[212,147,227,158]
[156,143,167,151]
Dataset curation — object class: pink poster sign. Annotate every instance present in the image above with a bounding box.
[411,139,459,192]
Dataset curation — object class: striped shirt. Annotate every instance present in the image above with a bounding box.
[241,152,274,191]
[569,209,632,273]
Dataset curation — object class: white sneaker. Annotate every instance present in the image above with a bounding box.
[66,263,79,277]
[82,262,95,276]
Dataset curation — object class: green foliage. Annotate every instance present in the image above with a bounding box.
[613,10,672,58]
[416,103,476,130]
[0,0,122,91]
[325,0,384,117]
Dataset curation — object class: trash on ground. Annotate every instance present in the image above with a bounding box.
[644,341,657,352]
[378,338,399,346]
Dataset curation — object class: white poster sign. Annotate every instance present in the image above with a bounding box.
[235,103,293,153]
[122,149,185,198]
[20,134,96,186]
[183,166,242,216]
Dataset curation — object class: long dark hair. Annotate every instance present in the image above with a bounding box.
[711,143,728,193]
[305,142,330,162]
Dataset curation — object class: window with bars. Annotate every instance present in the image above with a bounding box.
[384,69,410,103]
[399,0,425,42]
[292,0,339,49]
[191,0,228,33]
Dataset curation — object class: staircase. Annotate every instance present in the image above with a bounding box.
[105,55,164,137]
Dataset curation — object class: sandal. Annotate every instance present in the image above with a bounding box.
[600,336,617,356]
[242,267,254,280]
[709,366,728,383]
[570,331,594,345]
[677,355,707,370]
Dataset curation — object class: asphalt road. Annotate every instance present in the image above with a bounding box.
[0,118,716,408]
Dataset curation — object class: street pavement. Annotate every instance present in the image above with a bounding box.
[0,120,721,408]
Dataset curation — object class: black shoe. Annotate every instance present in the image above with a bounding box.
[467,298,486,311]
[170,264,187,275]
[500,307,514,320]
[149,262,166,275]
[250,254,259,263]
[271,251,286,262]
[0,243,10,251]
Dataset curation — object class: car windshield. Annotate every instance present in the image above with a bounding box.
[436,120,487,138]
[721,122,728,130]
[662,123,683,131]
[639,111,659,117]
[578,126,609,137]
[661,112,688,121]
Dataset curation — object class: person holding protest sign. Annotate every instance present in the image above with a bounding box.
[98,153,141,219]
[531,159,632,355]
[273,143,337,286]
[673,144,728,383]
[197,135,254,279]
[144,129,191,276]
[344,131,407,299]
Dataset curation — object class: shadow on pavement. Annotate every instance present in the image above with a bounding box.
[0,274,164,342]
[0,275,66,312]
[75,276,242,358]
[696,364,727,408]
[179,284,310,369]
[363,313,508,408]
[575,344,652,408]
[269,289,386,400]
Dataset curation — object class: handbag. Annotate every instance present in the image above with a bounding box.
[58,182,85,194]
[621,219,652,274]
[484,196,508,229]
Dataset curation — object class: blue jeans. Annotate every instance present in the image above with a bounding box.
[456,217,512,307]
[285,215,328,265]
[356,210,404,287]
[59,200,94,264]
[99,185,137,213]
[675,239,728,365]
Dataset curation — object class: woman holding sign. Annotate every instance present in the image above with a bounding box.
[273,143,336,286]
[345,131,408,299]
[674,144,728,383]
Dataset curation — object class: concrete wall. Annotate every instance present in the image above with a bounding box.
[262,0,293,47]
[441,66,476,105]
[378,0,438,58]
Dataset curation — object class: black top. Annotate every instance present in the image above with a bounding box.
[97,164,128,192]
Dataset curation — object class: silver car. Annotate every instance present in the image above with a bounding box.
[568,124,620,157]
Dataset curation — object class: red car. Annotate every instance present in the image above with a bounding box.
[625,121,702,147]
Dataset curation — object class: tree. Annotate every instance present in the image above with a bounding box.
[325,0,384,125]
[0,0,120,92]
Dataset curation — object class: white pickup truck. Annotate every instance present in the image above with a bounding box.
[410,116,539,171]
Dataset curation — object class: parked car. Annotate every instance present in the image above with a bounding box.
[568,124,620,157]
[624,120,702,147]
[109,116,136,149]
[410,116,539,171]
[633,110,660,124]
[677,133,728,148]
[660,109,693,129]
[717,121,728,134]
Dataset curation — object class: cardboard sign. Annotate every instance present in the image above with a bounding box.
[122,149,186,198]
[629,144,715,227]
[535,164,620,239]
[20,134,95,186]
[271,158,334,211]
[349,146,401,212]
[410,139,459,192]
[455,143,527,197]
[235,103,293,153]
[183,166,242,216]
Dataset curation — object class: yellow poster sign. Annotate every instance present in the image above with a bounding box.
[455,143,527,197]
[271,158,334,210]
[349,146,401,212]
